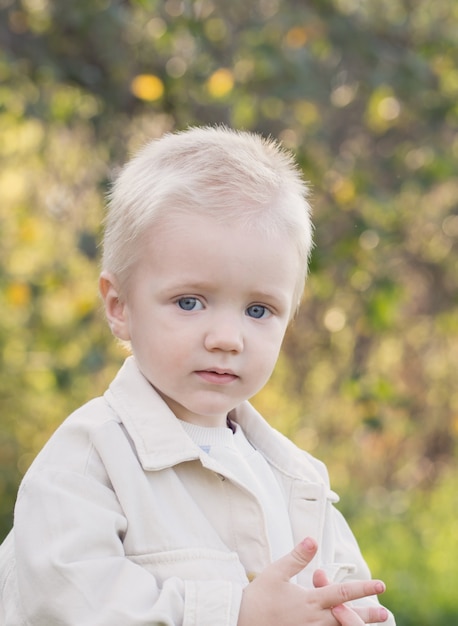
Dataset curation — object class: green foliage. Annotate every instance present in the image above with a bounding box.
[1,0,457,622]
[343,469,458,626]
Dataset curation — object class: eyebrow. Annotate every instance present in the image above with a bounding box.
[249,289,289,304]
[160,281,287,304]
[160,280,217,293]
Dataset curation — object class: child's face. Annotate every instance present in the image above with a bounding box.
[101,213,299,427]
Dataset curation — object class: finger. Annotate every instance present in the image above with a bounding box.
[331,604,365,625]
[317,579,386,609]
[350,604,390,624]
[266,537,318,582]
[313,568,330,588]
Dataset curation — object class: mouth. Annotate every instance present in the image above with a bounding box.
[195,369,239,385]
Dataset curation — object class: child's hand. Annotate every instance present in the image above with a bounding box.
[313,567,389,624]
[237,538,389,626]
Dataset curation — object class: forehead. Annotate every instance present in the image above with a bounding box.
[135,213,301,296]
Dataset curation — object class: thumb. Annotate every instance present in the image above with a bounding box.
[267,537,318,582]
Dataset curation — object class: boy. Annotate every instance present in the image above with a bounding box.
[0,126,395,625]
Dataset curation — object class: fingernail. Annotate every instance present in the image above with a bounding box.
[375,581,386,594]
[301,537,316,551]
[380,607,388,621]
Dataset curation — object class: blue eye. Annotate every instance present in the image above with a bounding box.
[177,297,203,311]
[246,305,271,319]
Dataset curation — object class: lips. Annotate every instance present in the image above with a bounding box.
[195,369,239,384]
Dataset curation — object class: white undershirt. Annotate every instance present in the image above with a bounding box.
[179,419,294,562]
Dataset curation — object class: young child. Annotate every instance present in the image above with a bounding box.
[0,126,395,625]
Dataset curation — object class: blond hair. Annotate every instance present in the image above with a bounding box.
[102,126,313,312]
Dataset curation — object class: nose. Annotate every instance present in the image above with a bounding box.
[204,313,244,353]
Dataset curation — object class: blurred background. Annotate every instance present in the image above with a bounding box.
[0,1,457,623]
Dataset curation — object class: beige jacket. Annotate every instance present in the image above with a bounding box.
[0,357,395,625]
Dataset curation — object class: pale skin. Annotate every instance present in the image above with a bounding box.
[100,213,390,626]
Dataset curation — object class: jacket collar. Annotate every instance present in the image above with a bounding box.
[105,357,325,485]
[104,357,199,470]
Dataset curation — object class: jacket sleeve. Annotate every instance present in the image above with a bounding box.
[11,468,242,626]
[300,450,396,625]
[327,505,396,626]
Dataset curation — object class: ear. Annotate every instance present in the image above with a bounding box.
[99,271,131,341]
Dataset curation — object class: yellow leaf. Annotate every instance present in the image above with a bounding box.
[130,74,164,101]
[6,282,31,307]
[365,86,401,133]
[285,27,307,48]
[207,69,234,98]
[331,177,355,205]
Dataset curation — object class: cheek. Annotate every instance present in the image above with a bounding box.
[147,330,192,367]
[252,332,284,370]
